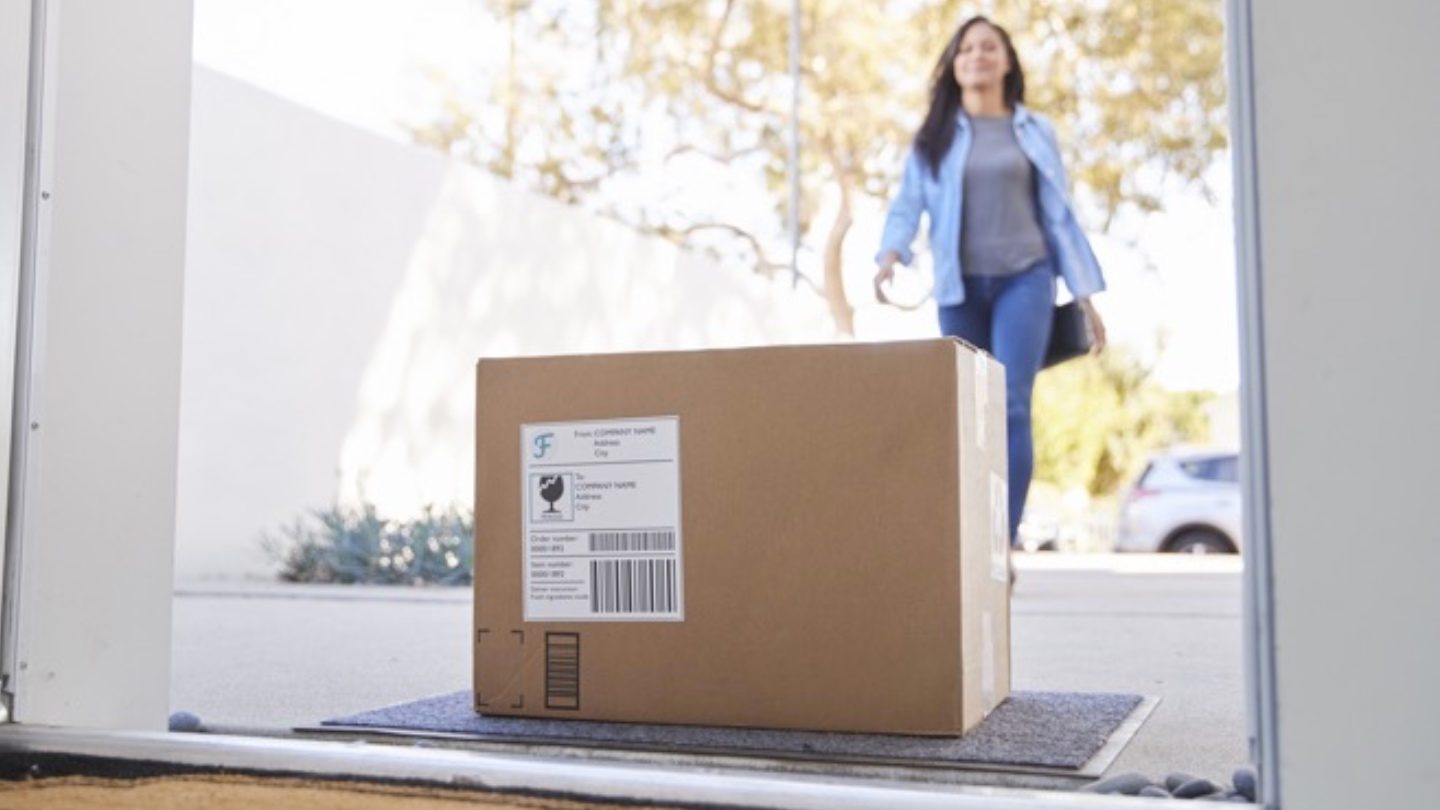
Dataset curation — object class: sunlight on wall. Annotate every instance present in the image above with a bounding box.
[177,69,834,580]
[334,167,836,517]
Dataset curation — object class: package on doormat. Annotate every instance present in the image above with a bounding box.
[473,339,1010,735]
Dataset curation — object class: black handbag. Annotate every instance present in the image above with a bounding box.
[1043,300,1093,369]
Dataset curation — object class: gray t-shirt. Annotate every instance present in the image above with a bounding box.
[959,115,1050,277]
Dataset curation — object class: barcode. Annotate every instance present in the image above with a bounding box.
[588,530,676,552]
[590,559,677,614]
[545,633,580,710]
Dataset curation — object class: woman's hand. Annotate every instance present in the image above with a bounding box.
[1079,297,1107,354]
[874,252,900,304]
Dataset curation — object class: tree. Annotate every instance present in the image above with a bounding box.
[1032,346,1213,496]
[411,0,1227,334]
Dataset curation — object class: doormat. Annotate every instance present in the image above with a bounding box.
[311,690,1152,773]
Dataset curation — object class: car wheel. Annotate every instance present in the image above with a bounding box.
[1166,528,1234,554]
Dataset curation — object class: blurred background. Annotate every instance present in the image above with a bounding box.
[178,0,1236,583]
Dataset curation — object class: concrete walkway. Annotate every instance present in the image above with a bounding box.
[171,553,1247,787]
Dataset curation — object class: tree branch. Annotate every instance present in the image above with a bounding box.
[665,143,768,164]
[820,136,857,335]
[702,0,779,116]
[651,221,820,298]
[678,222,781,276]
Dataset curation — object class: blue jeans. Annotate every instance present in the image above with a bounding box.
[938,262,1056,547]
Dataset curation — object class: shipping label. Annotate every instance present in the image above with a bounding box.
[521,417,683,622]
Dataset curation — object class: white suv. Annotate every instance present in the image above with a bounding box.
[1115,449,1243,553]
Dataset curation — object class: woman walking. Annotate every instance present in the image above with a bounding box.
[874,16,1107,549]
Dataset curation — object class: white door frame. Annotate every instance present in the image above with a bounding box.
[20,1,1436,808]
[1224,0,1280,802]
[0,0,40,720]
[0,0,189,729]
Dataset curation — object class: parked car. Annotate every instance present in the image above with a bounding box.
[1115,449,1243,553]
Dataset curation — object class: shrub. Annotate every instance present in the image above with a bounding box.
[261,503,473,585]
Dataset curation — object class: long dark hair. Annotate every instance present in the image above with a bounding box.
[914,17,1026,177]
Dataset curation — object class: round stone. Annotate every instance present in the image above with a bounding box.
[1166,772,1199,791]
[1174,777,1220,799]
[1083,772,1152,795]
[167,711,202,732]
[1233,766,1258,801]
[1138,785,1172,798]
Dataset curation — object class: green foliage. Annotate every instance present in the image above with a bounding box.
[1033,348,1213,496]
[261,503,473,585]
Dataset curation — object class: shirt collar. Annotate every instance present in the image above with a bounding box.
[955,101,1031,129]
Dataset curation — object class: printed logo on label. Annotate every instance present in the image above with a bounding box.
[532,432,554,459]
[530,473,574,522]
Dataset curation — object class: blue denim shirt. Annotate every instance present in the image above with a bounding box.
[876,104,1106,306]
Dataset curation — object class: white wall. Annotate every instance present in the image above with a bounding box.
[175,68,836,581]
[1246,1,1440,806]
[176,67,449,581]
[8,1,191,729]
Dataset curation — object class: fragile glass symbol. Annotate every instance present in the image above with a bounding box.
[540,475,565,513]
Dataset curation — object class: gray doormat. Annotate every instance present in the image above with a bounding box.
[313,690,1150,773]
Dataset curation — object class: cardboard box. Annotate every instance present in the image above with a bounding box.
[474,339,1011,736]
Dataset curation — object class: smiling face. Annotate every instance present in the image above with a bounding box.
[952,22,1011,93]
